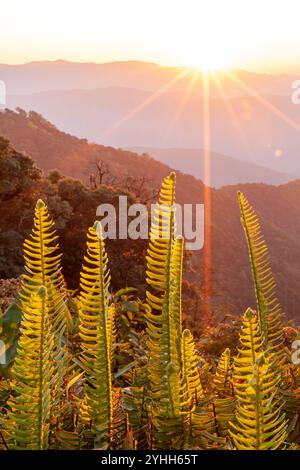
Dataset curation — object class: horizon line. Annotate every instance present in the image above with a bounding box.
[0,58,298,76]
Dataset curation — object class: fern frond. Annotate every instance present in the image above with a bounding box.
[233,308,264,400]
[181,329,221,447]
[145,174,191,447]
[280,365,300,442]
[144,172,176,383]
[21,199,70,344]
[21,200,71,428]
[213,348,236,438]
[123,386,148,448]
[8,287,55,449]
[22,199,63,291]
[146,172,176,316]
[230,356,287,450]
[214,348,232,397]
[79,221,116,448]
[238,192,285,364]
[182,329,204,404]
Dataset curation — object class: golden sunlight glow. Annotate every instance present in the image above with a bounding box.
[179,48,234,72]
[0,0,300,73]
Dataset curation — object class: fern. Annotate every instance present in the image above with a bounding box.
[0,176,297,451]
[22,199,63,291]
[213,348,236,437]
[238,192,285,364]
[21,200,72,438]
[182,329,204,404]
[233,308,264,399]
[280,365,300,443]
[146,172,177,365]
[78,221,118,448]
[182,329,214,447]
[214,348,232,397]
[145,174,190,447]
[230,308,287,449]
[8,287,55,449]
[230,355,287,449]
[22,199,71,331]
[123,385,148,448]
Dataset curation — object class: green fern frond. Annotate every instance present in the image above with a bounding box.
[213,348,236,438]
[21,199,71,340]
[280,365,300,442]
[22,199,63,291]
[238,192,285,364]
[233,308,264,400]
[21,200,71,430]
[123,386,148,448]
[214,348,232,397]
[145,174,191,447]
[230,356,287,450]
[79,221,117,448]
[145,173,177,392]
[230,308,287,449]
[146,172,176,315]
[182,329,204,403]
[170,236,184,367]
[8,287,55,449]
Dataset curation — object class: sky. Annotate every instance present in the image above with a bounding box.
[1,0,300,72]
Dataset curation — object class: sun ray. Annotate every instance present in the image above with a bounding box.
[99,68,190,141]
[202,71,212,323]
[225,71,300,133]
[163,69,201,141]
[210,72,251,155]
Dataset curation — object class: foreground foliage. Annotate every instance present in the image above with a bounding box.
[0,173,299,450]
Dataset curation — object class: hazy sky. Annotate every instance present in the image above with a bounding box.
[1,0,300,71]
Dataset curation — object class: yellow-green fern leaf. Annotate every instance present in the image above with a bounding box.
[213,348,236,438]
[145,174,177,403]
[169,236,184,367]
[145,174,190,447]
[181,330,223,446]
[79,221,115,448]
[8,287,55,450]
[233,308,264,400]
[22,199,63,291]
[214,348,232,397]
[182,329,204,404]
[21,199,70,339]
[230,356,287,450]
[146,172,176,315]
[238,192,285,364]
[21,200,71,426]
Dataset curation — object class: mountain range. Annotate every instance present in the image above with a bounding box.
[0,60,296,96]
[129,147,290,187]
[2,60,300,179]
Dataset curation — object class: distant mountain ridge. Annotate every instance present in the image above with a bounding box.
[129,147,291,187]
[2,59,300,175]
[0,59,297,96]
[5,87,300,174]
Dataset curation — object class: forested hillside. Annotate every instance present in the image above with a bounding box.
[0,108,204,204]
[0,109,300,324]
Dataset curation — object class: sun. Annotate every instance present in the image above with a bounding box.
[177,42,235,73]
[183,52,232,72]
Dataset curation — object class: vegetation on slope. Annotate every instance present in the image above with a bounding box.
[0,172,299,450]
